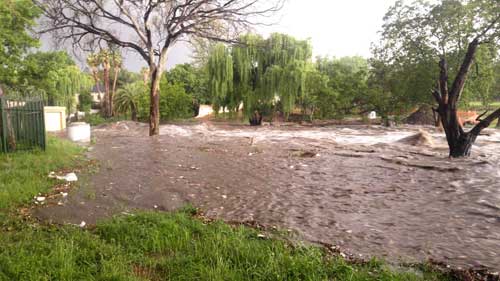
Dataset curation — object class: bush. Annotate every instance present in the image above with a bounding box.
[137,79,195,121]
[78,91,92,113]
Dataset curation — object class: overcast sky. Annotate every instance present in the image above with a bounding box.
[42,0,398,72]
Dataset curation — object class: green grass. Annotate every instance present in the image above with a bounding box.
[0,136,84,210]
[0,210,451,281]
[0,136,452,281]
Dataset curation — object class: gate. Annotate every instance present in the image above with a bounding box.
[0,97,46,152]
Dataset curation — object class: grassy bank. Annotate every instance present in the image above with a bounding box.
[0,137,84,210]
[0,136,451,280]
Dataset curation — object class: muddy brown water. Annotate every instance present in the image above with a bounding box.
[35,121,500,271]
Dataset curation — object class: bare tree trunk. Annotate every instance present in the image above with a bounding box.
[131,103,138,122]
[496,116,500,128]
[249,110,262,126]
[111,69,120,116]
[149,65,161,136]
[102,66,111,118]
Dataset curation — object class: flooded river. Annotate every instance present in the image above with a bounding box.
[36,122,500,271]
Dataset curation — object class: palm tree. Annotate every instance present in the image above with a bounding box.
[140,67,150,85]
[110,50,122,116]
[86,53,101,93]
[98,49,112,117]
[115,82,144,121]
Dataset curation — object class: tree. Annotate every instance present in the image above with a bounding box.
[378,0,500,157]
[110,50,123,116]
[115,82,146,121]
[86,52,102,100]
[208,33,312,124]
[315,56,369,117]
[301,68,331,121]
[0,0,40,88]
[165,63,210,107]
[20,51,75,103]
[36,0,283,136]
[98,49,112,117]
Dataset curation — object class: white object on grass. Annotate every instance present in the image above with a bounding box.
[67,122,91,142]
[56,173,78,182]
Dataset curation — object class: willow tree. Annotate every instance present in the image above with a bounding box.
[49,65,92,119]
[207,43,233,115]
[36,0,283,136]
[208,33,312,125]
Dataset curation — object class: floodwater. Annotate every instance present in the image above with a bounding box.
[36,121,500,271]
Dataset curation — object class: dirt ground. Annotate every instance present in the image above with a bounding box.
[35,121,500,272]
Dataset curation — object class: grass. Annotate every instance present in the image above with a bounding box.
[0,210,451,281]
[0,135,452,281]
[0,136,84,210]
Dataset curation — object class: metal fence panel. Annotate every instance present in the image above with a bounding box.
[0,97,46,153]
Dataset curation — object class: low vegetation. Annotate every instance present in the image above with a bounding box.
[0,137,84,210]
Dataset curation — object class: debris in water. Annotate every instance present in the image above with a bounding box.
[222,195,227,199]
[397,129,434,146]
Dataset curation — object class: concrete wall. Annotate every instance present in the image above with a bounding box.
[44,106,66,132]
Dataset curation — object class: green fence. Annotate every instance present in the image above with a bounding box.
[0,96,46,153]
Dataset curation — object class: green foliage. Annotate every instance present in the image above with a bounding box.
[0,210,450,281]
[158,81,195,120]
[78,91,92,113]
[114,82,146,120]
[315,56,369,117]
[372,0,500,115]
[208,43,234,113]
[208,33,312,119]
[298,68,335,120]
[0,0,40,87]
[0,137,83,210]
[17,51,92,112]
[166,63,210,104]
[116,69,142,89]
[136,79,195,121]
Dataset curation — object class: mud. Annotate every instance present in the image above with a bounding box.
[35,121,500,272]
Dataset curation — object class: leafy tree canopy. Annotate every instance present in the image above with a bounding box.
[0,0,40,86]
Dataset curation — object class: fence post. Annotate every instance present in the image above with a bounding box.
[0,97,7,153]
[39,100,46,150]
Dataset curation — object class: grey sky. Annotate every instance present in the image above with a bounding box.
[41,0,398,72]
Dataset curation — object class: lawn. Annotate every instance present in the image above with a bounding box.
[0,136,452,281]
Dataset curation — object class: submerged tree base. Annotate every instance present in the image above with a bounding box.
[249,111,263,126]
